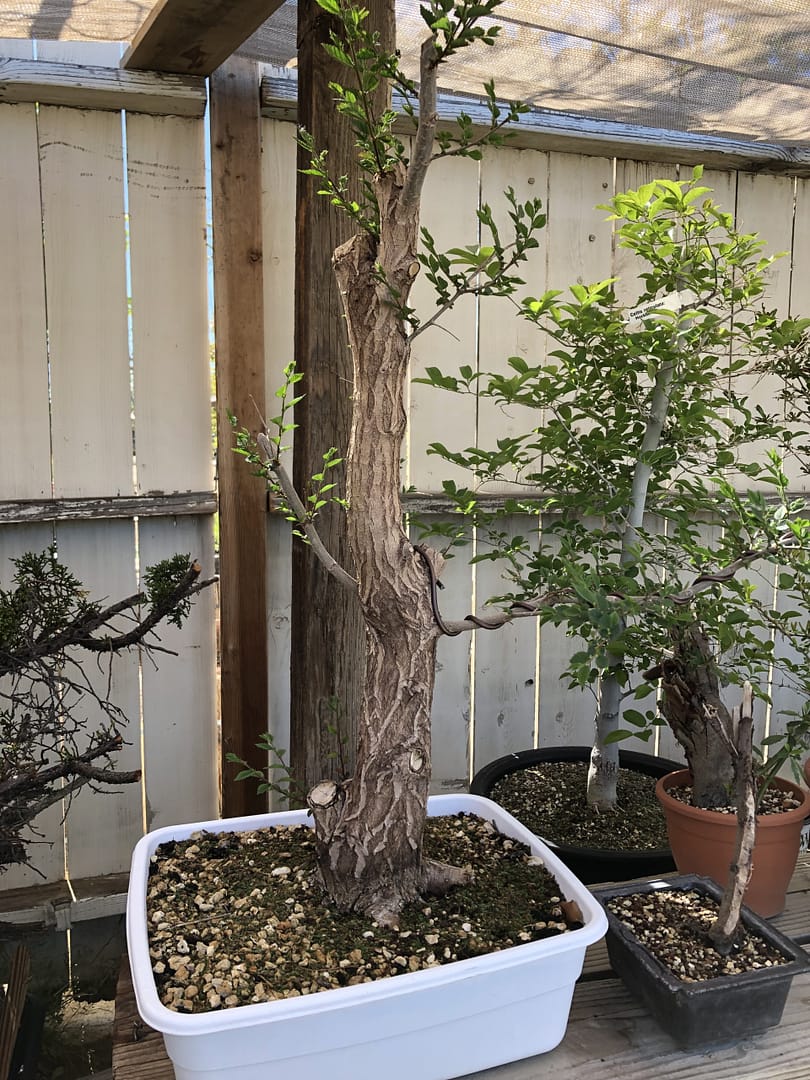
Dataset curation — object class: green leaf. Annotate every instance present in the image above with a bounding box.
[604,729,635,744]
[621,708,647,728]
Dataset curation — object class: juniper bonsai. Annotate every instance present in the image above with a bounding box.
[0,548,216,870]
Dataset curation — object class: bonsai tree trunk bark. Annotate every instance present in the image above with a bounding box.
[588,674,622,810]
[655,623,735,807]
[589,356,676,810]
[306,169,469,926]
[709,684,756,953]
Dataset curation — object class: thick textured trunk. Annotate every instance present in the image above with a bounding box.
[306,169,469,925]
[654,624,735,807]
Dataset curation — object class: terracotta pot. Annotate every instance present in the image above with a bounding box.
[655,769,810,918]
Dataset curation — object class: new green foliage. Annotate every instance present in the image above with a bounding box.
[424,169,810,807]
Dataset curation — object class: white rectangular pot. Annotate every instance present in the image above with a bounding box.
[127,793,607,1080]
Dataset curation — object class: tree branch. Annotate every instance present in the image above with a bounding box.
[407,248,525,344]
[399,36,440,211]
[418,538,787,640]
[2,562,216,673]
[257,433,358,594]
[670,544,779,605]
[0,734,136,800]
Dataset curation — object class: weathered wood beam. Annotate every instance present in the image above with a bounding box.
[0,57,205,116]
[290,0,389,797]
[210,57,269,818]
[399,489,810,515]
[261,72,810,178]
[0,873,129,928]
[0,492,217,525]
[123,0,286,76]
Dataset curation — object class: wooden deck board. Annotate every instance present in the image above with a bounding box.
[112,853,810,1079]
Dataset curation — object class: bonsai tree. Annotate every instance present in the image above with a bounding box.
[238,1,810,925]
[235,0,552,926]
[424,172,810,811]
[0,548,215,871]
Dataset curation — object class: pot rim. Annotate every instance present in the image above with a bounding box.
[470,746,683,859]
[593,873,810,991]
[126,794,608,1037]
[656,769,810,826]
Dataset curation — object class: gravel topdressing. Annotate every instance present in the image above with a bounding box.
[606,887,791,982]
[488,761,670,851]
[146,813,577,1014]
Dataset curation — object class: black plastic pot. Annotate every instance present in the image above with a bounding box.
[470,745,682,884]
[592,875,810,1048]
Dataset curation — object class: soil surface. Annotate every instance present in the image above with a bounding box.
[666,783,803,815]
[605,887,791,981]
[146,813,580,1014]
[489,761,669,850]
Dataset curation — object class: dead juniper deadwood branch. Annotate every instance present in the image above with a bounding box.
[0,548,216,873]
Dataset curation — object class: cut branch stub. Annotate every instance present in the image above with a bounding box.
[308,779,341,809]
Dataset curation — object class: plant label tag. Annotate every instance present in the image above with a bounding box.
[627,290,688,325]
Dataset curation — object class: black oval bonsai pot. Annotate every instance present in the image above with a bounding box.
[470,745,682,884]
[591,874,810,1048]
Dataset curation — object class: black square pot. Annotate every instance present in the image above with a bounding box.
[592,875,810,1049]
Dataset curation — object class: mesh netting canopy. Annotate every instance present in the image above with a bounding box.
[2,0,809,146]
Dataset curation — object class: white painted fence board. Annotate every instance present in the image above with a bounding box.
[536,516,596,750]
[261,119,296,403]
[477,146,548,491]
[545,153,614,295]
[613,160,679,309]
[261,120,296,809]
[732,172,795,490]
[698,167,737,219]
[786,178,810,494]
[265,517,292,811]
[127,112,211,494]
[0,103,51,500]
[534,155,613,753]
[472,516,538,770]
[139,516,218,830]
[0,40,32,59]
[0,523,66,888]
[34,41,123,67]
[408,154,480,492]
[423,523,473,789]
[0,54,207,116]
[38,105,132,498]
[56,520,143,879]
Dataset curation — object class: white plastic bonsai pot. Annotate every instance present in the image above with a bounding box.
[127,793,607,1080]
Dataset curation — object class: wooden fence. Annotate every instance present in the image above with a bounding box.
[261,118,810,796]
[1,42,808,889]
[0,40,217,891]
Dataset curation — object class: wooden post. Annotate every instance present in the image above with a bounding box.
[211,58,268,817]
[290,0,393,794]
